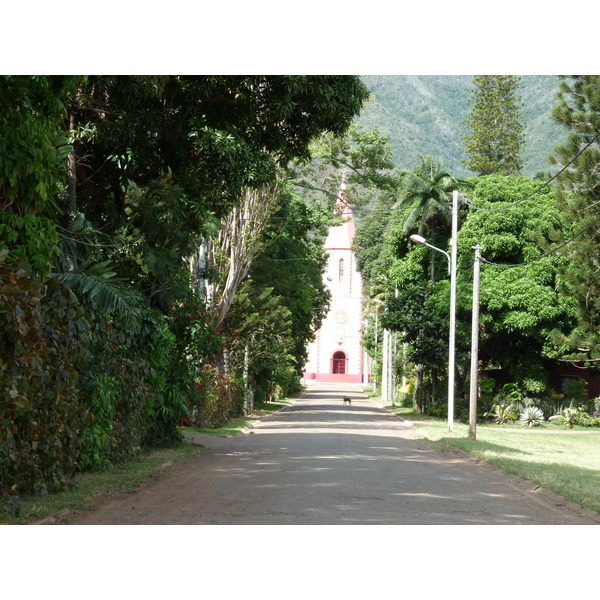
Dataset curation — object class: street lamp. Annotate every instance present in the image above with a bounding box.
[409,219,457,431]
[409,234,451,274]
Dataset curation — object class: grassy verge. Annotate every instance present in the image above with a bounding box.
[2,397,296,525]
[367,389,600,516]
[0,442,198,525]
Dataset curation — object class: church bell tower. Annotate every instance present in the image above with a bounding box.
[303,182,364,383]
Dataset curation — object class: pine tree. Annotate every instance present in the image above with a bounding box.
[551,75,600,359]
[461,75,526,176]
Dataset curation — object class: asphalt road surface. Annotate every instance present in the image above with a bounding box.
[66,383,600,525]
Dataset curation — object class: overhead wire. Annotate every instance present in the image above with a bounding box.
[461,130,600,266]
[463,130,600,213]
[479,229,585,268]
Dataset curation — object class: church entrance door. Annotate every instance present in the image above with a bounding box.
[332,351,347,374]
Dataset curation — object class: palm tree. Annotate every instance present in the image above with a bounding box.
[54,213,145,328]
[394,156,463,282]
[392,157,465,410]
[395,156,457,233]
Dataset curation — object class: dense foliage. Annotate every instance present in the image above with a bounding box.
[354,75,599,421]
[551,75,600,361]
[456,176,577,393]
[4,72,599,498]
[356,168,588,415]
[0,75,369,496]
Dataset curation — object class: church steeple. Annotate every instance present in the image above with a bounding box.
[303,176,364,383]
[326,183,356,251]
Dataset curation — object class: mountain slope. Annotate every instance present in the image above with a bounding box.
[356,75,566,177]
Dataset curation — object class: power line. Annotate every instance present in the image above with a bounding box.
[479,229,585,268]
[464,130,600,213]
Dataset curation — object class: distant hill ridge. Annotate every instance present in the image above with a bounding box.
[356,75,567,177]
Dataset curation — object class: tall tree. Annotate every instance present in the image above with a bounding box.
[461,75,526,176]
[67,76,369,311]
[222,188,331,402]
[204,182,282,329]
[551,75,600,360]
[394,157,465,281]
[456,175,576,394]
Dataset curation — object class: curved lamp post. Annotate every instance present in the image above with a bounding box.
[409,229,457,433]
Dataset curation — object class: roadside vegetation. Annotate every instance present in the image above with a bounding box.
[184,398,295,436]
[0,397,296,525]
[0,76,370,503]
[0,442,197,525]
[358,76,600,418]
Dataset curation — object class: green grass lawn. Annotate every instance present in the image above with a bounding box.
[383,401,600,516]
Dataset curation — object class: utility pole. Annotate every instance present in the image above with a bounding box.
[469,244,482,440]
[381,328,389,404]
[448,191,459,431]
[392,288,398,406]
[388,328,394,405]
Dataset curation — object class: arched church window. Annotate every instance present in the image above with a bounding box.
[338,258,345,282]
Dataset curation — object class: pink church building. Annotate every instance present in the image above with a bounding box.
[303,185,365,383]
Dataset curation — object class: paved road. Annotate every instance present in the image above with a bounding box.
[67,383,599,525]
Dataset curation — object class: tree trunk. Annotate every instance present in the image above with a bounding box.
[414,363,424,412]
[205,183,280,328]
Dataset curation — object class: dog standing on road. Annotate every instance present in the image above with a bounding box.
[342,396,352,406]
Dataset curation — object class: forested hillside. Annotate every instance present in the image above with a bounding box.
[356,75,565,176]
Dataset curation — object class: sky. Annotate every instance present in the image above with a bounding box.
[5,2,599,75]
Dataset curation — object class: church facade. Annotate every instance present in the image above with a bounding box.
[303,186,365,383]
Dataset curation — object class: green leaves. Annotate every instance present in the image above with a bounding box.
[0,212,60,279]
[1,75,373,489]
[54,269,144,330]
[0,76,80,216]
[551,76,600,358]
[456,175,576,390]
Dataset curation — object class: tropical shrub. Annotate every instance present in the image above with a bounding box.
[0,213,60,279]
[494,383,524,405]
[484,403,518,424]
[478,376,497,412]
[0,255,90,494]
[427,404,448,418]
[519,405,545,427]
[0,251,189,495]
[191,364,243,428]
[549,405,600,428]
